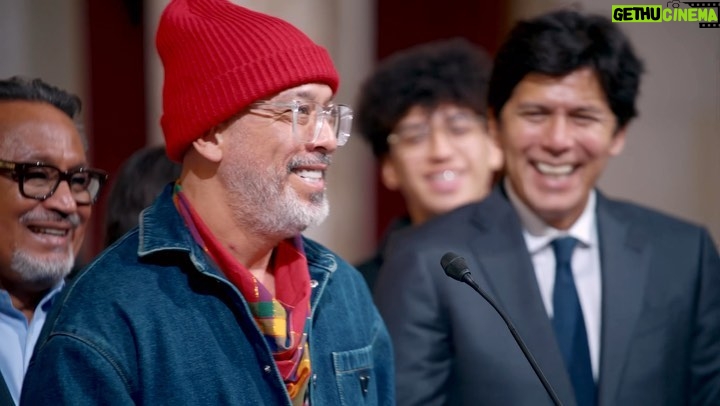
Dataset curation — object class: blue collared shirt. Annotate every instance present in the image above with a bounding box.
[0,281,64,404]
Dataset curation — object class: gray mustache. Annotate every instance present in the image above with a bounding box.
[288,153,331,171]
[20,211,82,228]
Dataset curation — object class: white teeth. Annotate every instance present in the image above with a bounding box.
[431,170,457,181]
[294,169,322,181]
[536,162,574,176]
[30,227,67,236]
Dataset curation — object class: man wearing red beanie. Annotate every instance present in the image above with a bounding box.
[21,1,394,405]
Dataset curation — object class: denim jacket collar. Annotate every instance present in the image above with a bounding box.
[135,186,338,312]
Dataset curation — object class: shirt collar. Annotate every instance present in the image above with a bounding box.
[0,278,64,316]
[504,178,597,254]
[40,279,65,312]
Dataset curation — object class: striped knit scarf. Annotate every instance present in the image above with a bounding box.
[173,184,312,403]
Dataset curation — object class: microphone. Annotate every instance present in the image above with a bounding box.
[440,252,563,406]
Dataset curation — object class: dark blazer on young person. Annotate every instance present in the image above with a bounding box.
[374,186,720,406]
[356,217,412,289]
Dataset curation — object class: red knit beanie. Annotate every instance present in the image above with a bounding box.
[156,0,340,162]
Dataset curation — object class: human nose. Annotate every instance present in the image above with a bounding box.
[43,179,79,214]
[308,114,338,152]
[542,115,573,152]
[426,129,455,160]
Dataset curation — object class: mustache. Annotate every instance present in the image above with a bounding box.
[20,210,82,228]
[287,153,332,171]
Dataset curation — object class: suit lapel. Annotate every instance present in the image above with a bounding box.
[467,190,578,405]
[0,372,13,406]
[596,194,650,406]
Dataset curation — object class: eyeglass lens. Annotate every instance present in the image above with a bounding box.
[21,165,104,203]
[391,112,483,146]
[293,102,352,146]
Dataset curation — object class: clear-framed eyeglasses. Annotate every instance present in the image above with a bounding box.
[387,111,486,152]
[249,99,353,146]
[0,159,108,205]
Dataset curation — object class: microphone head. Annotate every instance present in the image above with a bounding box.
[440,252,470,281]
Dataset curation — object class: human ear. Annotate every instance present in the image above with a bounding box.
[191,130,224,163]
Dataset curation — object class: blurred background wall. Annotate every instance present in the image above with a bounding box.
[1,0,717,264]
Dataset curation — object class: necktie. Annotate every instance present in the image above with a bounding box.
[551,237,595,406]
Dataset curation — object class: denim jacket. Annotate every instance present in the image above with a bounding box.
[21,188,394,405]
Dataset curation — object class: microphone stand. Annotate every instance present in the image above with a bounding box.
[461,273,564,406]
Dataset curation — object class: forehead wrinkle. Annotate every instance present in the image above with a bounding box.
[0,133,36,158]
[0,121,86,155]
[274,87,333,105]
[0,101,87,168]
[0,129,87,168]
[273,88,314,101]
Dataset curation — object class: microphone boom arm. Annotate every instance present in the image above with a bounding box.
[440,252,563,406]
[460,273,563,406]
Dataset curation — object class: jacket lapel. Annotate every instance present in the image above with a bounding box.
[467,190,578,406]
[0,372,13,406]
[595,193,650,406]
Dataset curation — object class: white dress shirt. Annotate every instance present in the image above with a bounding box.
[505,180,602,380]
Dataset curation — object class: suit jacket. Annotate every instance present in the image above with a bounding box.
[374,188,720,406]
[357,216,412,290]
[0,375,12,406]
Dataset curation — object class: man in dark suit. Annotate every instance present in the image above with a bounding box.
[374,10,720,406]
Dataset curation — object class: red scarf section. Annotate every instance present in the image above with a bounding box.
[173,185,312,402]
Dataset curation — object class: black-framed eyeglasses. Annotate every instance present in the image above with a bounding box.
[249,99,353,146]
[0,159,108,205]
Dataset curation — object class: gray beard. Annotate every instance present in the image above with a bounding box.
[225,163,329,239]
[10,246,74,287]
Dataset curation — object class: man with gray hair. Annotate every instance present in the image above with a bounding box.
[0,76,107,405]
